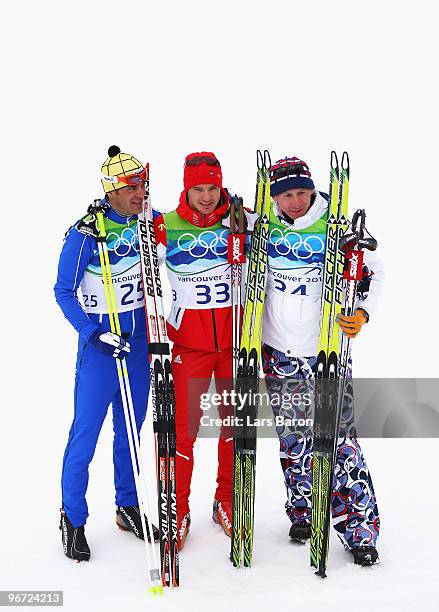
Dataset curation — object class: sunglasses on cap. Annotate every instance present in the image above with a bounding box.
[102,165,148,186]
[185,155,220,167]
[271,161,310,181]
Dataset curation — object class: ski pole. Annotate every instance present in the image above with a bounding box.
[93,203,162,595]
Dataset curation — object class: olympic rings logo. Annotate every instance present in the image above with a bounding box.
[177,230,229,258]
[269,228,325,259]
[107,227,139,256]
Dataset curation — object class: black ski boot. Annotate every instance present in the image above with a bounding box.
[289,521,311,544]
[59,509,90,562]
[352,546,379,566]
[116,506,159,542]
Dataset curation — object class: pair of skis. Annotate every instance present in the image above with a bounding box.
[137,169,179,588]
[230,150,271,568]
[310,152,377,578]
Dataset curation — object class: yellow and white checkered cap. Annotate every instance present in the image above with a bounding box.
[100,145,144,193]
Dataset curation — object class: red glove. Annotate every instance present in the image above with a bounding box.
[336,309,369,338]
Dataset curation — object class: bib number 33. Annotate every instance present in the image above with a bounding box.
[173,282,230,305]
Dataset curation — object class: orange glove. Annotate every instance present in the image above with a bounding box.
[336,309,369,338]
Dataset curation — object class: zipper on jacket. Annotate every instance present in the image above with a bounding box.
[211,309,219,352]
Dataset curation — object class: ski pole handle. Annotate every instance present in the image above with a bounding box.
[230,195,244,233]
[235,196,245,233]
[352,209,377,251]
[230,201,236,234]
[88,198,109,215]
[340,209,378,252]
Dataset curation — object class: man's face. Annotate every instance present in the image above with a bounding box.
[275,188,314,220]
[108,181,146,216]
[187,184,221,215]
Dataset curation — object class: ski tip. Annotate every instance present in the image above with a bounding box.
[263,149,271,169]
[341,151,350,173]
[330,151,339,169]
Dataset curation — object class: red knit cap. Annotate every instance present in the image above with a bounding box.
[183,151,223,190]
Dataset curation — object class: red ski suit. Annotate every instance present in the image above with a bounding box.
[155,190,234,519]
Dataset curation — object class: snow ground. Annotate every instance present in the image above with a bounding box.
[1,420,438,612]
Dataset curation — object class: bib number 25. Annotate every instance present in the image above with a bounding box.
[121,281,144,305]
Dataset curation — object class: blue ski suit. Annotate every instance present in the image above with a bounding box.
[54,199,150,527]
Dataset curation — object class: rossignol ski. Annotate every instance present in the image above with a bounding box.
[137,168,179,588]
[310,152,377,578]
[230,150,271,568]
[92,200,162,596]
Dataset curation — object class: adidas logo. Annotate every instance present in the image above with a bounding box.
[174,355,182,364]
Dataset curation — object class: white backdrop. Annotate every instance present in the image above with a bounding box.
[3,0,437,383]
[1,1,438,610]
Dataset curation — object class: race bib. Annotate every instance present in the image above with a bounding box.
[267,265,323,297]
[80,262,144,314]
[167,264,232,309]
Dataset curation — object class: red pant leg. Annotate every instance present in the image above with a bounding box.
[213,348,234,504]
[172,345,216,516]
